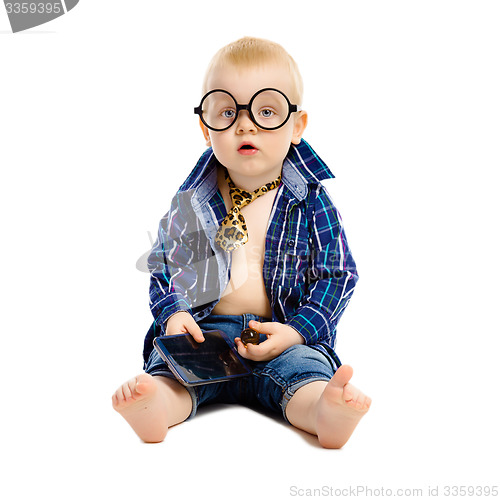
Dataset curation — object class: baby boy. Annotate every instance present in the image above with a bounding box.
[112,36,371,448]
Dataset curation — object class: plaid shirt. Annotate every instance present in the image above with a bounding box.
[143,139,358,365]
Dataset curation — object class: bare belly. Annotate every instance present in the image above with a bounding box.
[212,169,276,318]
[211,241,272,318]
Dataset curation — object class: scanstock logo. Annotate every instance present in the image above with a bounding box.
[3,1,79,32]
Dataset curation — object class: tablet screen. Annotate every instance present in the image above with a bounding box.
[153,330,251,385]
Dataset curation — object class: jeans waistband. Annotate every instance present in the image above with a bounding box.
[200,313,271,330]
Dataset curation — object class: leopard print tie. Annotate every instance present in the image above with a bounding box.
[215,169,282,252]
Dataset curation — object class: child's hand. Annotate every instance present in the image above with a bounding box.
[165,311,205,343]
[234,320,304,362]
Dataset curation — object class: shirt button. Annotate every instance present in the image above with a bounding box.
[288,240,294,247]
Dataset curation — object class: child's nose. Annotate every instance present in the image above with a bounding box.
[235,110,257,134]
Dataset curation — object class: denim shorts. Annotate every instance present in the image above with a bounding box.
[144,313,337,423]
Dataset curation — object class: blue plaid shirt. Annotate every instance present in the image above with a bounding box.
[143,139,358,365]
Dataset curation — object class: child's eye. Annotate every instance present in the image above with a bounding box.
[259,108,276,118]
[221,109,236,119]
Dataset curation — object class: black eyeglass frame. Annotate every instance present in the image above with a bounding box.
[194,87,301,131]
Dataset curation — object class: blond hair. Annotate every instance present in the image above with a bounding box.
[201,36,304,105]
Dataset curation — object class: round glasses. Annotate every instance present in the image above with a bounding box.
[194,88,300,131]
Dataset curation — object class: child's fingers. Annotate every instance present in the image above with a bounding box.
[248,320,264,331]
[244,343,259,355]
[248,320,274,336]
[190,331,205,343]
[187,318,205,343]
[234,338,246,353]
[235,338,254,359]
[237,340,269,361]
[166,312,205,342]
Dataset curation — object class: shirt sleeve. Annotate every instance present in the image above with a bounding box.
[147,191,199,331]
[285,184,359,346]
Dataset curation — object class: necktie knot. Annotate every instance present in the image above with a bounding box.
[215,169,282,252]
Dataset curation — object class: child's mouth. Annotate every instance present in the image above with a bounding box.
[238,143,258,155]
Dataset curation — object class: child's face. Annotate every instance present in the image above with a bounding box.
[200,63,307,181]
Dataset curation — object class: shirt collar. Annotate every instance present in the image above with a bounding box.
[282,138,335,199]
[180,139,335,209]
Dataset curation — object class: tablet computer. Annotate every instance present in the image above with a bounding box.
[153,330,252,386]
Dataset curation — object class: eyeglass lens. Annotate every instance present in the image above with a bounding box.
[201,90,290,130]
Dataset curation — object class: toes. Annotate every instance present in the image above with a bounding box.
[122,380,134,401]
[135,374,154,395]
[351,391,363,409]
[112,374,155,412]
[341,383,371,412]
[112,378,139,406]
[359,394,371,410]
[112,386,126,407]
[343,384,359,404]
[135,380,149,396]
[332,365,354,388]
[348,392,371,411]
[343,387,354,403]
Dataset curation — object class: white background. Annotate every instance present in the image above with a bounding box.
[1,1,499,499]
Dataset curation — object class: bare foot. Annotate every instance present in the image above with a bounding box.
[112,373,170,443]
[316,365,371,449]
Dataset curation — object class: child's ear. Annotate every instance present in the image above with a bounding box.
[199,119,212,147]
[291,111,308,145]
